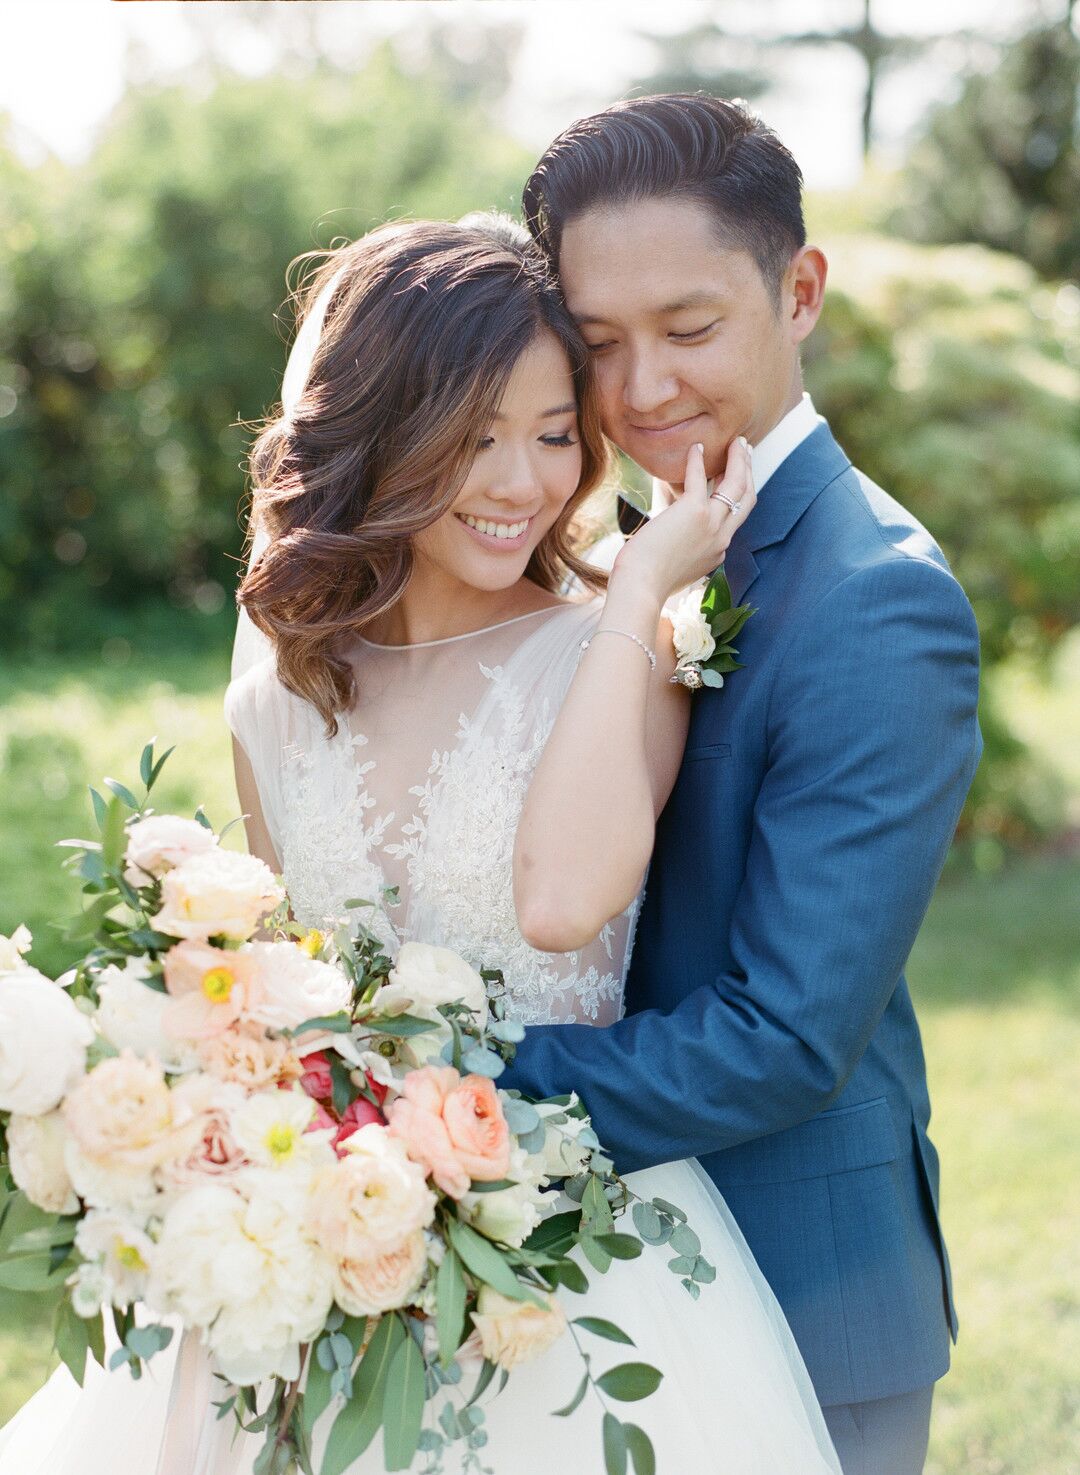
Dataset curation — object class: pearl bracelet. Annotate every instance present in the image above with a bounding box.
[579,628,657,670]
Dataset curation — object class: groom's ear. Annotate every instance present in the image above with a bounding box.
[787,247,828,345]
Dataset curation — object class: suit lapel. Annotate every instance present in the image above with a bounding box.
[724,423,852,605]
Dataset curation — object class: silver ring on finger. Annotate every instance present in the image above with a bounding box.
[710,491,741,513]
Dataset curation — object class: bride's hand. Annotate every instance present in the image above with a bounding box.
[612,438,757,605]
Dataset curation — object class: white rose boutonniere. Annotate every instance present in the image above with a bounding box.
[670,567,756,691]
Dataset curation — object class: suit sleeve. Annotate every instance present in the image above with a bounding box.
[499,555,983,1171]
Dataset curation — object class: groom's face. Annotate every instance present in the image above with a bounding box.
[558,196,812,486]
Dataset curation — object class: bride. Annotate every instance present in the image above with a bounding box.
[0,215,838,1474]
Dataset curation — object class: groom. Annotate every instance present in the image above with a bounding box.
[501,95,982,1474]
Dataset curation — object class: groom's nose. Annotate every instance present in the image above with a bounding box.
[620,347,681,417]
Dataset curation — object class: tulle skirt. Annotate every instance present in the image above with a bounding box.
[0,1160,839,1474]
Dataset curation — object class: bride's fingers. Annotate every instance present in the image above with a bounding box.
[682,442,709,502]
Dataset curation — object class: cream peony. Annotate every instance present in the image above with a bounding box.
[0,965,94,1115]
[150,850,284,942]
[471,1285,567,1371]
[74,1208,155,1308]
[460,1145,549,1248]
[670,586,716,666]
[196,1023,302,1093]
[95,957,197,1071]
[308,1123,436,1263]
[7,1110,78,1213]
[151,1179,334,1385]
[0,924,33,974]
[122,814,218,888]
[63,1051,192,1172]
[245,940,352,1035]
[333,1229,427,1318]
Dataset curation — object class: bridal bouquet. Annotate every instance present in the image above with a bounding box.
[0,742,714,1475]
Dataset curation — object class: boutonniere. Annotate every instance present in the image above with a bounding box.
[669,567,756,690]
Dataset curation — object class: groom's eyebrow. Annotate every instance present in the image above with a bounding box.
[574,291,722,325]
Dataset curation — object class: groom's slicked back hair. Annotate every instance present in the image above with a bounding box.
[522,95,806,304]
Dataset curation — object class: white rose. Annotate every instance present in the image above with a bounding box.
[471,1285,567,1371]
[535,1095,594,1180]
[670,587,716,666]
[0,924,33,973]
[0,967,94,1115]
[7,1110,79,1213]
[245,940,352,1035]
[95,958,197,1072]
[150,850,284,943]
[370,942,488,1067]
[151,1180,333,1385]
[460,1146,548,1248]
[123,814,218,888]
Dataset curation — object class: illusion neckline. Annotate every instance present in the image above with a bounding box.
[353,603,569,651]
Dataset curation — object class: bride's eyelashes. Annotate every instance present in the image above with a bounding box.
[475,432,579,450]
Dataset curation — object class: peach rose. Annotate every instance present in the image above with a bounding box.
[196,1024,302,1093]
[333,1229,427,1317]
[471,1286,567,1371]
[63,1051,191,1172]
[162,940,264,1039]
[122,814,218,888]
[386,1065,510,1199]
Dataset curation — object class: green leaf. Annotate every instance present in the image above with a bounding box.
[100,795,128,870]
[582,1176,615,1235]
[104,778,140,811]
[603,1412,628,1475]
[148,747,176,789]
[702,567,733,613]
[139,741,155,789]
[285,1013,353,1038]
[631,1202,663,1243]
[125,1323,174,1361]
[54,1298,90,1385]
[692,1258,716,1285]
[650,1198,687,1224]
[666,1255,698,1276]
[89,786,108,830]
[624,1422,657,1475]
[362,1014,440,1038]
[86,1309,106,1369]
[465,1178,518,1194]
[522,1210,579,1257]
[547,1259,589,1295]
[669,1225,701,1258]
[465,1358,498,1408]
[578,1235,612,1274]
[435,1248,467,1368]
[320,1313,403,1475]
[381,1321,426,1471]
[572,1317,635,1346]
[552,1371,589,1418]
[446,1219,544,1306]
[594,1363,664,1402]
[593,1233,643,1261]
[301,1346,334,1440]
[0,1254,72,1291]
[698,669,726,689]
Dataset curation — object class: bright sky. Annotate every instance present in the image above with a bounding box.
[0,0,1056,189]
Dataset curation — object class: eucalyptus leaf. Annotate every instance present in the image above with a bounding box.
[301,1347,335,1439]
[287,1013,353,1038]
[320,1313,403,1475]
[446,1220,544,1306]
[699,669,726,688]
[547,1258,589,1295]
[521,1210,579,1257]
[595,1363,663,1403]
[650,1198,687,1224]
[631,1202,663,1243]
[465,1358,498,1408]
[382,1321,426,1471]
[53,1298,90,1385]
[436,1248,467,1367]
[682,1277,701,1300]
[669,1225,701,1258]
[460,1045,504,1079]
[579,1235,612,1274]
[362,1014,440,1038]
[593,1233,643,1261]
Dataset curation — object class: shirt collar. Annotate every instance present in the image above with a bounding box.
[750,392,824,491]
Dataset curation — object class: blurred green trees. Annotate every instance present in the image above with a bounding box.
[1,47,1077,849]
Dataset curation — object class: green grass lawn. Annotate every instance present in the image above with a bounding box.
[0,629,1077,1471]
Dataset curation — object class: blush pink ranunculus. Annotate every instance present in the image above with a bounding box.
[386,1065,510,1199]
[298,1051,333,1102]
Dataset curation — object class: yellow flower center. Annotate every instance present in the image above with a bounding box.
[298,929,324,958]
[201,966,236,1004]
[264,1124,297,1162]
[114,1238,147,1272]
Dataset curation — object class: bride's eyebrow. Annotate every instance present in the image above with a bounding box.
[492,402,576,420]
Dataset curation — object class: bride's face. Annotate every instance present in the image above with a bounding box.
[413,330,582,593]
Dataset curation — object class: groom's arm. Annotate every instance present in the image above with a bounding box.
[500,554,982,1172]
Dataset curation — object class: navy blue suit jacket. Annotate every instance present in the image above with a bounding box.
[501,423,983,1407]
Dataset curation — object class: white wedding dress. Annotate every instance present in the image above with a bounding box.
[0,595,839,1475]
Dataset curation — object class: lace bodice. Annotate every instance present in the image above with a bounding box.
[223,601,638,1026]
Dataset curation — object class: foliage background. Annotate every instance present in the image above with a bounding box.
[0,7,1077,1473]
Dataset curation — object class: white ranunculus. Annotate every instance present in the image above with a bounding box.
[535,1094,594,1180]
[0,924,33,974]
[245,941,352,1035]
[0,967,94,1115]
[460,1146,549,1248]
[150,850,284,943]
[7,1110,79,1213]
[123,814,218,888]
[670,586,716,666]
[151,1180,333,1385]
[75,1209,156,1308]
[95,958,197,1072]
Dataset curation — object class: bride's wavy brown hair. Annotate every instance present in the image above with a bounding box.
[240,217,612,737]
